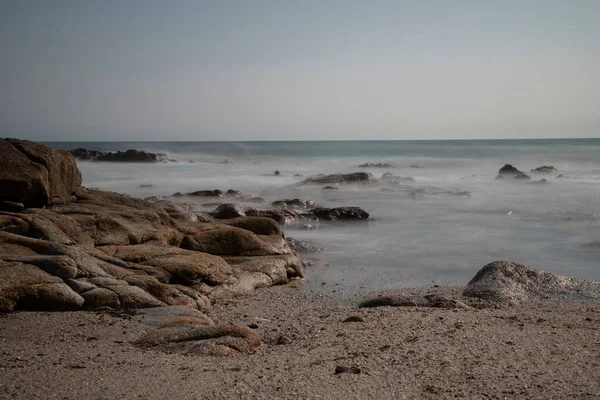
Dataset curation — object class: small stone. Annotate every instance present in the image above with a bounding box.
[335,365,361,374]
[342,316,365,323]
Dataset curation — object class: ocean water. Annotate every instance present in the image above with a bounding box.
[47,140,600,293]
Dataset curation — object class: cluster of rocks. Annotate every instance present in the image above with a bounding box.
[358,162,395,168]
[70,148,175,163]
[208,203,369,224]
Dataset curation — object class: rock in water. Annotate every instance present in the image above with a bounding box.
[495,164,530,181]
[211,203,247,219]
[530,165,559,174]
[310,207,369,221]
[358,162,395,168]
[298,172,375,185]
[0,138,81,207]
[463,261,600,302]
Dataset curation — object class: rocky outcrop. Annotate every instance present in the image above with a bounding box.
[0,138,82,207]
[495,164,530,181]
[298,172,375,185]
[462,261,600,302]
[530,165,559,174]
[70,148,173,163]
[0,178,304,314]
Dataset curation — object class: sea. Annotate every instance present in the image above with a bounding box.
[46,139,600,293]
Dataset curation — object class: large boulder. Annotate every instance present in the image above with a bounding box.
[0,138,82,207]
[463,261,600,302]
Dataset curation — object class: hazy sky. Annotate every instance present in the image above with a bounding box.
[1,1,599,141]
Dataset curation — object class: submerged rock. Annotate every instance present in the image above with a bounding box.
[530,165,559,174]
[299,172,375,185]
[495,164,530,181]
[380,173,415,183]
[463,261,600,302]
[526,179,548,185]
[71,148,172,163]
[310,206,369,221]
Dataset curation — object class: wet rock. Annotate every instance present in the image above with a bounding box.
[272,198,315,210]
[286,237,323,253]
[322,186,338,190]
[138,184,155,188]
[358,162,395,168]
[530,165,559,174]
[463,261,600,302]
[210,203,247,219]
[187,189,223,197]
[310,207,369,221]
[299,172,375,185]
[495,164,530,181]
[526,179,548,185]
[72,149,168,163]
[245,208,301,226]
[1,138,82,207]
[556,174,566,179]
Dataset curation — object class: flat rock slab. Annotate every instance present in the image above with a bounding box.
[135,323,260,356]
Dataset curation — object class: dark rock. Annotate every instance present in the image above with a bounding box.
[495,164,530,181]
[342,315,365,323]
[293,174,303,177]
[530,165,559,174]
[0,200,25,213]
[274,170,281,176]
[335,365,361,374]
[0,138,82,207]
[138,184,155,188]
[359,294,469,309]
[299,173,375,185]
[526,179,548,185]
[358,162,395,168]
[247,197,266,204]
[322,186,338,190]
[77,149,164,163]
[463,261,600,302]
[210,203,247,219]
[187,189,223,197]
[556,174,566,179]
[310,207,369,221]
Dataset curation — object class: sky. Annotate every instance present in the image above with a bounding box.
[1,0,599,141]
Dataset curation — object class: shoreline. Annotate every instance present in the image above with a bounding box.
[2,282,600,399]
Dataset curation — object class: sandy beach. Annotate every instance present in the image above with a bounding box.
[2,282,599,400]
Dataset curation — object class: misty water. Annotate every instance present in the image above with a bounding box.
[49,140,600,293]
